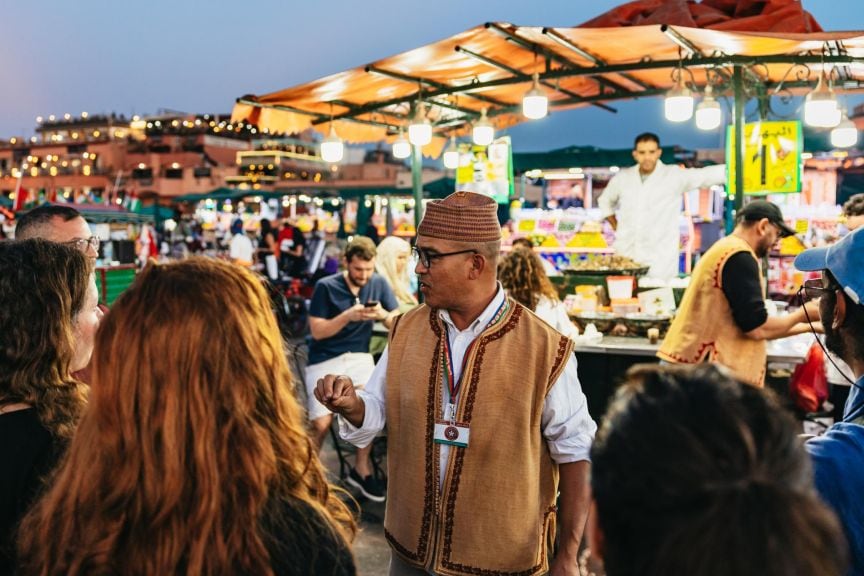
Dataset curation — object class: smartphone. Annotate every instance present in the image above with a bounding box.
[364,300,379,308]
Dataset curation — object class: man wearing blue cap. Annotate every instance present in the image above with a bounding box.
[796,227,864,575]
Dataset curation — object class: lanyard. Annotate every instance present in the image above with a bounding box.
[441,299,509,407]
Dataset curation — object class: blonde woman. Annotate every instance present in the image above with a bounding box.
[370,236,418,357]
[374,236,418,311]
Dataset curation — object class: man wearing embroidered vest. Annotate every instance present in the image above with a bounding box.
[315,191,596,576]
[795,228,864,575]
[657,200,818,386]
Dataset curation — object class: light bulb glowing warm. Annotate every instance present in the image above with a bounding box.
[472,109,494,146]
[392,134,411,159]
[320,125,344,163]
[804,75,840,128]
[522,74,548,120]
[695,97,722,130]
[831,117,858,148]
[665,84,694,123]
[443,149,459,169]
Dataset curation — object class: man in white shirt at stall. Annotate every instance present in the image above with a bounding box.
[598,132,726,281]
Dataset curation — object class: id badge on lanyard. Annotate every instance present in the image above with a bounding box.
[433,421,470,447]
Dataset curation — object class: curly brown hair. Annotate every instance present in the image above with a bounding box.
[0,239,91,439]
[17,257,357,575]
[498,247,559,311]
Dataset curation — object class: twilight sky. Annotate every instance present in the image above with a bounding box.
[2,0,863,152]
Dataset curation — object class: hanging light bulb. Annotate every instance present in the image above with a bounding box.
[695,84,722,131]
[320,123,344,163]
[472,108,494,146]
[443,136,459,169]
[805,73,841,128]
[408,103,432,147]
[831,110,858,148]
[664,68,694,123]
[392,129,411,159]
[522,73,548,120]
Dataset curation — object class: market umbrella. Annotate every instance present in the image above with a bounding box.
[232,0,864,220]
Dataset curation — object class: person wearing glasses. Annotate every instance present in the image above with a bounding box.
[304,235,399,503]
[14,204,100,264]
[316,191,596,576]
[658,200,819,387]
[795,228,864,575]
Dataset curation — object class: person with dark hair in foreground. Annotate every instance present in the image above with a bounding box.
[796,228,864,575]
[0,240,99,573]
[16,258,356,576]
[588,363,847,576]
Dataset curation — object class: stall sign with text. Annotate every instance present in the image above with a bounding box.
[455,136,513,204]
[726,120,802,195]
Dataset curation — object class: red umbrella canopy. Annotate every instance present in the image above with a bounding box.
[580,0,822,33]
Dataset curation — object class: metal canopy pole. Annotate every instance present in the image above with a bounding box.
[412,144,423,232]
[729,64,746,233]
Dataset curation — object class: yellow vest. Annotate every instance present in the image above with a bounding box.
[384,301,573,575]
[658,235,767,387]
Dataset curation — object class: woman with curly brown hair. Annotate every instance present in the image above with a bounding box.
[17,257,357,576]
[0,239,100,573]
[499,246,578,338]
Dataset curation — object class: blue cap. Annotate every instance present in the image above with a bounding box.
[794,228,864,305]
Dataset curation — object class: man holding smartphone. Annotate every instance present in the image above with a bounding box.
[305,236,399,501]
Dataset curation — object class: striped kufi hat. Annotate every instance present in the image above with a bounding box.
[417,191,501,242]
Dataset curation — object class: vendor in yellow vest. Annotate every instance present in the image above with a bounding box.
[658,200,819,386]
[315,191,597,576]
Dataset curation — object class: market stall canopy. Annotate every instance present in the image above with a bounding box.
[232,0,864,158]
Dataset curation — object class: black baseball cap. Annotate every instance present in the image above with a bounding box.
[737,200,796,238]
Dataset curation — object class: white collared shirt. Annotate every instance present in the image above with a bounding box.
[339,286,596,485]
[598,161,726,280]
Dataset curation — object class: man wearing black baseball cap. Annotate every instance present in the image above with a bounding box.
[659,200,818,387]
[795,228,864,574]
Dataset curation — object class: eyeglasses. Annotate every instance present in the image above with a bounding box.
[62,236,100,253]
[412,246,477,269]
[798,278,839,302]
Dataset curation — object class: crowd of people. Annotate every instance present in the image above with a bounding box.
[1,192,864,575]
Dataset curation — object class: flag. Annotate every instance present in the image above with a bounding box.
[12,165,26,212]
[12,185,28,212]
[123,180,141,212]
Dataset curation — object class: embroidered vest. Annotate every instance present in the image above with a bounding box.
[658,235,767,386]
[384,300,573,575]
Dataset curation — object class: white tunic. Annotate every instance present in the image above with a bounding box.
[339,286,596,486]
[598,161,726,280]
